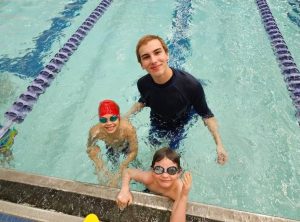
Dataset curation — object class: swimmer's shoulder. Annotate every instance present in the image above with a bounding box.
[130,169,153,185]
[140,171,154,185]
[120,119,136,132]
[89,124,105,138]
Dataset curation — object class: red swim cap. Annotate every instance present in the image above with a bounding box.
[98,100,120,117]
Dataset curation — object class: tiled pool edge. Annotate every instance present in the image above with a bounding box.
[0,200,83,222]
[0,168,297,222]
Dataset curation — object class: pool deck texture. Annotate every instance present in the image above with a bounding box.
[0,168,298,222]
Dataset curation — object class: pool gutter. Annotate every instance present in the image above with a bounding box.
[0,168,297,222]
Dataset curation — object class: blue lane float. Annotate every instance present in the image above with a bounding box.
[256,0,300,124]
[0,0,113,139]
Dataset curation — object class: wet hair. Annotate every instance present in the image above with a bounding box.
[151,147,181,169]
[135,35,169,64]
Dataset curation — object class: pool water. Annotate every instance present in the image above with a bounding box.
[0,213,33,222]
[0,0,299,220]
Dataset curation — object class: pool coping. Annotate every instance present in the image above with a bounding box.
[0,200,83,222]
[0,168,298,222]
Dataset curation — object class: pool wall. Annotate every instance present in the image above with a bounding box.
[0,168,297,222]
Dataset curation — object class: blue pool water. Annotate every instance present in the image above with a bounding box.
[0,0,299,220]
[0,213,33,222]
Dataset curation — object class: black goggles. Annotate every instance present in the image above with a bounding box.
[152,166,179,175]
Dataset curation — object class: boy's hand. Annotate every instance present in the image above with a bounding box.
[181,172,192,196]
[87,146,100,159]
[116,190,133,210]
[217,145,228,165]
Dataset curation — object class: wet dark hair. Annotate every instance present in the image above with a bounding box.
[151,147,181,169]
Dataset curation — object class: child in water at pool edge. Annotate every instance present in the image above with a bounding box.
[116,147,192,222]
[87,99,138,187]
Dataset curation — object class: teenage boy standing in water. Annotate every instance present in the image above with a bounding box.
[125,35,228,164]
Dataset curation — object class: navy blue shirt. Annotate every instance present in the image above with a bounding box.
[137,68,214,124]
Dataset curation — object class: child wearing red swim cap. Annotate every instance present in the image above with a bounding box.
[87,99,138,187]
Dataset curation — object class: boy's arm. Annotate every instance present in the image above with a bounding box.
[203,117,228,165]
[170,172,192,222]
[123,102,145,119]
[116,168,151,209]
[87,129,106,172]
[110,124,138,187]
[87,128,98,152]
[119,125,138,172]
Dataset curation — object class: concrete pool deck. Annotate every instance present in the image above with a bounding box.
[0,168,298,222]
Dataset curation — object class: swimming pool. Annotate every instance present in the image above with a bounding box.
[0,0,299,221]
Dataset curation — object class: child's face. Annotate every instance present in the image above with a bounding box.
[152,157,180,188]
[99,114,120,134]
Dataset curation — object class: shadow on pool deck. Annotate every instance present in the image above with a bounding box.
[0,168,297,222]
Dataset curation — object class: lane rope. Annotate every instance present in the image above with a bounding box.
[0,0,113,139]
[256,0,300,124]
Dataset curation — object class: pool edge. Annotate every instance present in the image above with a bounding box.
[0,168,298,222]
[0,200,83,222]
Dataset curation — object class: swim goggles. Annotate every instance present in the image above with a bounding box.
[152,166,179,175]
[99,115,118,124]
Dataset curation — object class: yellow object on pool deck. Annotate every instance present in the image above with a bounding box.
[83,213,100,222]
